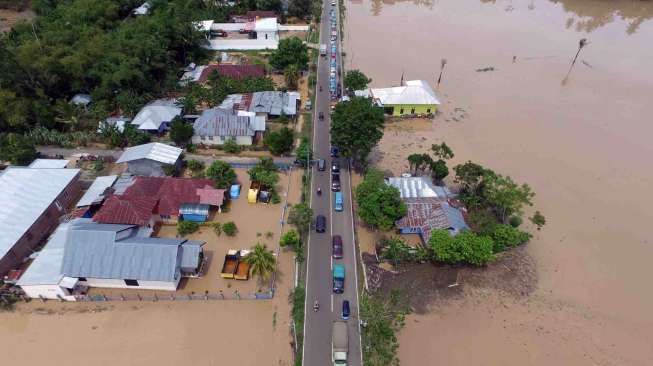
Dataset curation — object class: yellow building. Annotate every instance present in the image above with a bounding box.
[355,80,441,117]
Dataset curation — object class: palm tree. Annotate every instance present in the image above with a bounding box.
[244,243,276,283]
[437,58,447,87]
[571,38,588,66]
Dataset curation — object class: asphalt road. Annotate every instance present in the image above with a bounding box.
[302,1,363,365]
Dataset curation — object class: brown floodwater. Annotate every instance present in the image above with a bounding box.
[345,0,653,365]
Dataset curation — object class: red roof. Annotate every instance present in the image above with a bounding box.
[199,64,265,83]
[93,177,225,225]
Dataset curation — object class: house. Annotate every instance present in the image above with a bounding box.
[29,159,70,169]
[355,80,440,116]
[192,108,265,146]
[93,176,225,227]
[0,165,80,277]
[74,175,119,218]
[70,94,92,107]
[385,176,453,199]
[203,17,308,50]
[395,197,469,242]
[116,142,183,177]
[218,91,299,119]
[130,99,182,133]
[98,116,131,133]
[17,218,206,299]
[133,1,151,15]
[180,64,265,85]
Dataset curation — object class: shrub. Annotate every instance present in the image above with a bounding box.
[429,229,495,266]
[223,221,238,236]
[162,164,177,176]
[467,210,498,235]
[92,159,104,172]
[270,190,281,204]
[223,138,241,154]
[186,159,205,171]
[509,215,523,227]
[206,160,236,189]
[177,221,199,236]
[212,222,222,236]
[488,224,531,252]
[530,211,546,230]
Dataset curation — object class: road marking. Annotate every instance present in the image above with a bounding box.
[331,293,334,312]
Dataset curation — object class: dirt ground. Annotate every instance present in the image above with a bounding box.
[0,168,304,366]
[0,8,35,32]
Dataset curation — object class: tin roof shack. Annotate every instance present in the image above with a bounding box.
[355,80,440,117]
[130,99,182,133]
[395,197,469,243]
[218,91,300,120]
[0,166,81,277]
[116,142,183,177]
[74,175,119,218]
[192,108,265,146]
[17,219,206,299]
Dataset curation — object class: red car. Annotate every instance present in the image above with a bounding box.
[332,235,343,259]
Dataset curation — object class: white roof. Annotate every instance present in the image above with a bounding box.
[385,176,451,199]
[364,80,440,106]
[131,99,182,131]
[179,65,207,85]
[133,2,150,15]
[76,175,118,207]
[196,20,214,32]
[16,222,71,286]
[29,159,70,169]
[70,94,91,106]
[116,143,182,165]
[254,17,279,32]
[0,167,80,262]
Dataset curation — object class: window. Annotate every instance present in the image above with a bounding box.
[399,108,404,114]
[78,277,87,282]
[200,136,206,141]
[124,279,139,286]
[411,108,415,114]
[54,200,63,211]
[265,34,268,40]
[427,108,431,113]
[208,135,214,140]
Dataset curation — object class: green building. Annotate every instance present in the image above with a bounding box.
[355,80,441,117]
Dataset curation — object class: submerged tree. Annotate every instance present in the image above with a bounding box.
[244,243,276,283]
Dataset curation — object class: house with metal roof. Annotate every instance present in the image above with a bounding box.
[385,176,453,199]
[0,165,80,277]
[395,197,469,243]
[28,159,70,169]
[192,108,265,146]
[116,142,183,177]
[180,64,265,85]
[17,218,206,299]
[355,80,441,117]
[74,175,119,218]
[218,91,299,119]
[130,99,182,133]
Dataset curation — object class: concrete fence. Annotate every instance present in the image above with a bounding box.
[72,290,273,302]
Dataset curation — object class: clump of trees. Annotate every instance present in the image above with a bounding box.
[264,127,294,155]
[206,160,236,189]
[406,142,454,184]
[288,202,313,238]
[344,70,372,93]
[248,157,279,188]
[331,97,385,168]
[180,73,276,110]
[355,168,406,230]
[0,133,38,165]
[279,229,305,262]
[177,220,199,236]
[360,290,409,366]
[169,118,194,147]
[269,37,309,71]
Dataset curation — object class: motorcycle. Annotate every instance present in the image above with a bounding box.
[313,300,320,312]
[317,188,322,196]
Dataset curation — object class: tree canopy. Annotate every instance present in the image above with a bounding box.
[330,97,385,166]
[248,157,279,187]
[269,37,309,71]
[344,69,372,93]
[355,168,406,230]
[0,133,38,165]
[429,229,495,266]
[263,127,294,156]
[206,160,236,189]
[169,118,194,147]
[288,202,313,237]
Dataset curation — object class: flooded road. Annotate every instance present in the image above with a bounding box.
[345,0,653,365]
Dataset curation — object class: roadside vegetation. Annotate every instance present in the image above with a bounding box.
[355,168,406,230]
[360,289,409,366]
[343,69,371,94]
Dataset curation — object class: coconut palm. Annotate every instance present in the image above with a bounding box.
[244,243,276,283]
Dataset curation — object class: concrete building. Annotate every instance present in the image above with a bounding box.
[116,142,183,177]
[17,219,206,299]
[355,80,441,117]
[0,165,80,276]
[192,108,265,146]
[202,17,308,50]
[130,99,182,133]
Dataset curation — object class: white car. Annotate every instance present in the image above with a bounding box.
[331,0,336,5]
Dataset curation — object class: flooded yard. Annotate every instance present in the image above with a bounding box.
[345,0,653,365]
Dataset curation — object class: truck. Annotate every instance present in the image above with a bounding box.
[220,250,239,278]
[248,181,260,203]
[320,44,327,57]
[334,191,343,212]
[332,321,349,365]
[234,249,251,280]
[333,264,345,293]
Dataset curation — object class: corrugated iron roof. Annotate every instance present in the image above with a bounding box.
[28,159,70,169]
[363,80,441,106]
[116,142,182,165]
[76,175,118,207]
[193,108,255,137]
[395,197,468,241]
[130,99,182,131]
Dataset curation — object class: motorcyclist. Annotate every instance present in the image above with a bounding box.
[317,188,322,196]
[313,300,319,312]
[319,85,323,92]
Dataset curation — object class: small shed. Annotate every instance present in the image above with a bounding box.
[116,143,183,177]
[230,184,241,199]
[179,203,210,222]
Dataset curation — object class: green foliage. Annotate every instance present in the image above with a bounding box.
[484,175,535,223]
[269,37,309,71]
[177,220,199,236]
[264,127,294,156]
[27,126,96,148]
[429,230,495,266]
[280,229,303,261]
[360,290,408,366]
[466,210,498,235]
[430,159,449,182]
[122,124,151,146]
[509,215,523,228]
[288,202,313,237]
[355,168,407,230]
[454,161,494,193]
[202,74,276,107]
[406,153,432,174]
[222,221,238,236]
[186,159,205,172]
[206,160,236,189]
[91,159,105,173]
[162,164,177,177]
[380,237,413,267]
[248,157,279,187]
[530,210,546,230]
[488,224,531,252]
[243,243,276,281]
[211,222,222,236]
[344,69,372,92]
[0,133,38,165]
[291,283,306,349]
[284,64,300,89]
[169,118,194,147]
[431,142,454,160]
[222,137,242,154]
[331,97,385,165]
[288,0,312,18]
[295,136,312,167]
[270,189,281,204]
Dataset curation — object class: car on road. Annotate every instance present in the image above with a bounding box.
[331,0,336,6]
[316,215,326,233]
[319,111,324,120]
[318,159,325,171]
[332,235,343,259]
[341,300,350,320]
[331,173,341,191]
[334,191,343,212]
[331,159,340,173]
[333,264,345,294]
[332,45,337,53]
[330,146,338,157]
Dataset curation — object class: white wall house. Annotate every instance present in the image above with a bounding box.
[192,108,265,146]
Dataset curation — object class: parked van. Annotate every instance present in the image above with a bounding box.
[331,173,341,191]
[318,159,326,171]
[316,215,326,233]
[334,191,343,212]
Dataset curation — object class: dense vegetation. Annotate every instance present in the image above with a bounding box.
[248,157,279,188]
[206,160,236,189]
[355,168,407,230]
[264,127,294,155]
[344,69,371,93]
[360,290,409,366]
[330,97,385,167]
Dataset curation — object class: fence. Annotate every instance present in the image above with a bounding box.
[72,290,273,302]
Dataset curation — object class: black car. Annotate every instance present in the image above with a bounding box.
[317,159,326,171]
[315,215,326,233]
[332,235,343,259]
[331,173,341,191]
[330,146,338,157]
[331,160,340,173]
[341,300,350,320]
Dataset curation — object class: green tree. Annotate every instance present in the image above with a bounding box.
[123,124,151,146]
[331,97,385,166]
[530,211,546,230]
[177,220,199,236]
[222,137,241,154]
[264,127,294,155]
[381,237,412,267]
[0,133,38,165]
[222,221,238,236]
[484,175,535,223]
[169,118,194,147]
[429,230,495,266]
[243,243,276,282]
[355,168,407,230]
[488,224,531,252]
[206,160,236,189]
[360,290,408,366]
[284,64,300,89]
[212,222,222,236]
[280,229,304,261]
[186,159,205,172]
[295,136,312,167]
[430,159,449,183]
[407,153,423,174]
[248,157,279,187]
[344,69,372,92]
[288,202,313,237]
[288,0,311,18]
[269,37,309,71]
[431,142,454,160]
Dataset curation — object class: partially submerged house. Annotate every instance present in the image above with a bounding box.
[130,99,182,133]
[355,80,440,117]
[0,165,80,277]
[218,91,299,120]
[17,218,206,299]
[116,142,183,177]
[192,108,265,146]
[93,176,225,228]
[180,64,266,85]
[385,176,452,199]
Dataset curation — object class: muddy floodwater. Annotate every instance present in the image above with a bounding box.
[345,0,653,365]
